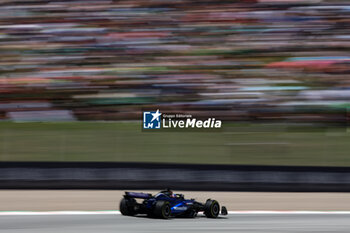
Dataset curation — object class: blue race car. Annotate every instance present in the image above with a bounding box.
[119,189,227,219]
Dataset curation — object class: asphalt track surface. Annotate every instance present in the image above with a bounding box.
[1,214,350,233]
[2,190,350,211]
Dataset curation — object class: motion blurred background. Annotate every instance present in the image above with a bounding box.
[0,0,350,167]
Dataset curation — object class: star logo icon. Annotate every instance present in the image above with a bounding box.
[143,109,162,129]
[150,109,161,122]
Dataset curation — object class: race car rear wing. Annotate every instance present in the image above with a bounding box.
[124,192,152,199]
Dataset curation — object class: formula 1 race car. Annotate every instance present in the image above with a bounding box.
[119,189,228,219]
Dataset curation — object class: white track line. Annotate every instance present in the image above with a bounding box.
[1,211,350,216]
[227,211,350,215]
[0,211,120,216]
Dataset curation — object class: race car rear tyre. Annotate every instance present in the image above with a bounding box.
[120,198,136,216]
[204,199,220,218]
[153,201,171,219]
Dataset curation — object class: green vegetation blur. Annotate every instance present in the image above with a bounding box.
[0,122,349,166]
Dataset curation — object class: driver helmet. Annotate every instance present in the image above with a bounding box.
[161,188,174,197]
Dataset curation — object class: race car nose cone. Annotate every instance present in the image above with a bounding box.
[221,206,228,215]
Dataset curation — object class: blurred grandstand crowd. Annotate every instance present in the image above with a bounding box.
[0,0,350,123]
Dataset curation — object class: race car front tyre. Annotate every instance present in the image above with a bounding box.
[154,201,171,219]
[204,199,220,218]
[120,198,136,216]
